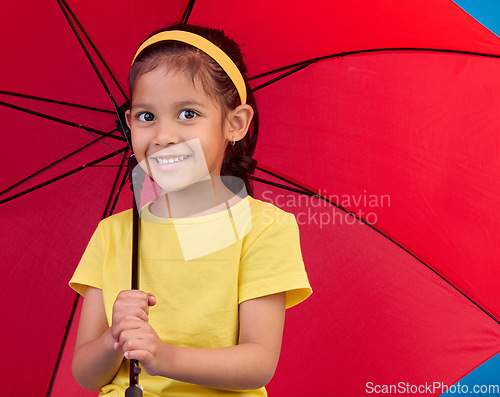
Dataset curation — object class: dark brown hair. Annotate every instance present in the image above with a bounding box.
[129,23,259,196]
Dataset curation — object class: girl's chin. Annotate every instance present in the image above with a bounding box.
[153,174,212,194]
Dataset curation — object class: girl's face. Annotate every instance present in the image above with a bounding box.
[125,66,230,192]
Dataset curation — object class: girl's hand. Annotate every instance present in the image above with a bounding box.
[110,290,156,350]
[116,317,166,376]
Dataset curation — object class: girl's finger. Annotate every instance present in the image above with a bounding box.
[112,317,145,341]
[116,291,155,315]
[147,293,157,307]
[115,306,149,322]
[124,350,138,360]
[124,349,150,364]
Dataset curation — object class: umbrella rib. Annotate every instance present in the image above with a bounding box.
[58,0,128,102]
[0,137,103,197]
[79,126,127,160]
[252,175,350,214]
[253,171,500,326]
[56,0,132,151]
[102,148,129,218]
[46,152,129,395]
[89,165,126,167]
[256,165,318,195]
[252,61,316,92]
[47,154,130,396]
[180,0,197,23]
[252,177,316,196]
[56,0,114,102]
[0,90,115,114]
[45,293,80,397]
[107,162,133,217]
[0,99,125,141]
[250,47,500,89]
[0,147,128,205]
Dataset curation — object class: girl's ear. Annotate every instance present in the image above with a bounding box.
[125,109,132,130]
[226,104,254,143]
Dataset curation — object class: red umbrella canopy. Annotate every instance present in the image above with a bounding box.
[1,0,500,396]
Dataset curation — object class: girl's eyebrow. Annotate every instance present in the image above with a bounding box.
[131,103,150,110]
[131,100,207,110]
[174,100,206,108]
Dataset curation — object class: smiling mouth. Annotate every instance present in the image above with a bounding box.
[152,155,190,165]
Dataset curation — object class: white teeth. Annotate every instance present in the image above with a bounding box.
[155,155,188,164]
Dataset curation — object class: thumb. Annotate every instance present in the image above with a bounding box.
[147,293,157,307]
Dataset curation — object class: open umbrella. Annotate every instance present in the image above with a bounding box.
[1,0,500,395]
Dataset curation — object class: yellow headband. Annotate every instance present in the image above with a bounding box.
[132,30,247,105]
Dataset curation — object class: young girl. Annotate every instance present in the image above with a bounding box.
[70,23,312,396]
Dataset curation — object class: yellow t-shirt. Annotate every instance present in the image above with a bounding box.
[70,196,312,396]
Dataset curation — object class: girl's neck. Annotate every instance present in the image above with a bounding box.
[149,176,242,219]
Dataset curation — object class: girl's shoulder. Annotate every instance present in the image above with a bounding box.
[102,208,132,223]
[94,208,133,237]
[248,196,296,222]
[246,197,298,236]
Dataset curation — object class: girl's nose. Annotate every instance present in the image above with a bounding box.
[154,122,179,146]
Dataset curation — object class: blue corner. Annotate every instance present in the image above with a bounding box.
[440,353,500,396]
[453,0,500,37]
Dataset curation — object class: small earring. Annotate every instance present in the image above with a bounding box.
[232,137,236,146]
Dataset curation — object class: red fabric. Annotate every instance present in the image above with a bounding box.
[256,184,500,396]
[254,51,500,319]
[1,0,500,395]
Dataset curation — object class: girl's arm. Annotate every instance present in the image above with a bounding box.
[118,291,286,390]
[72,286,123,390]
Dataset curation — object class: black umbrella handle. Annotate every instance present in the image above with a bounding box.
[126,154,144,396]
[125,361,142,397]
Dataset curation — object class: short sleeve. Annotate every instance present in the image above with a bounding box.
[238,210,312,308]
[69,225,104,296]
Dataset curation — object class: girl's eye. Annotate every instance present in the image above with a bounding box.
[179,110,197,120]
[138,112,155,122]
